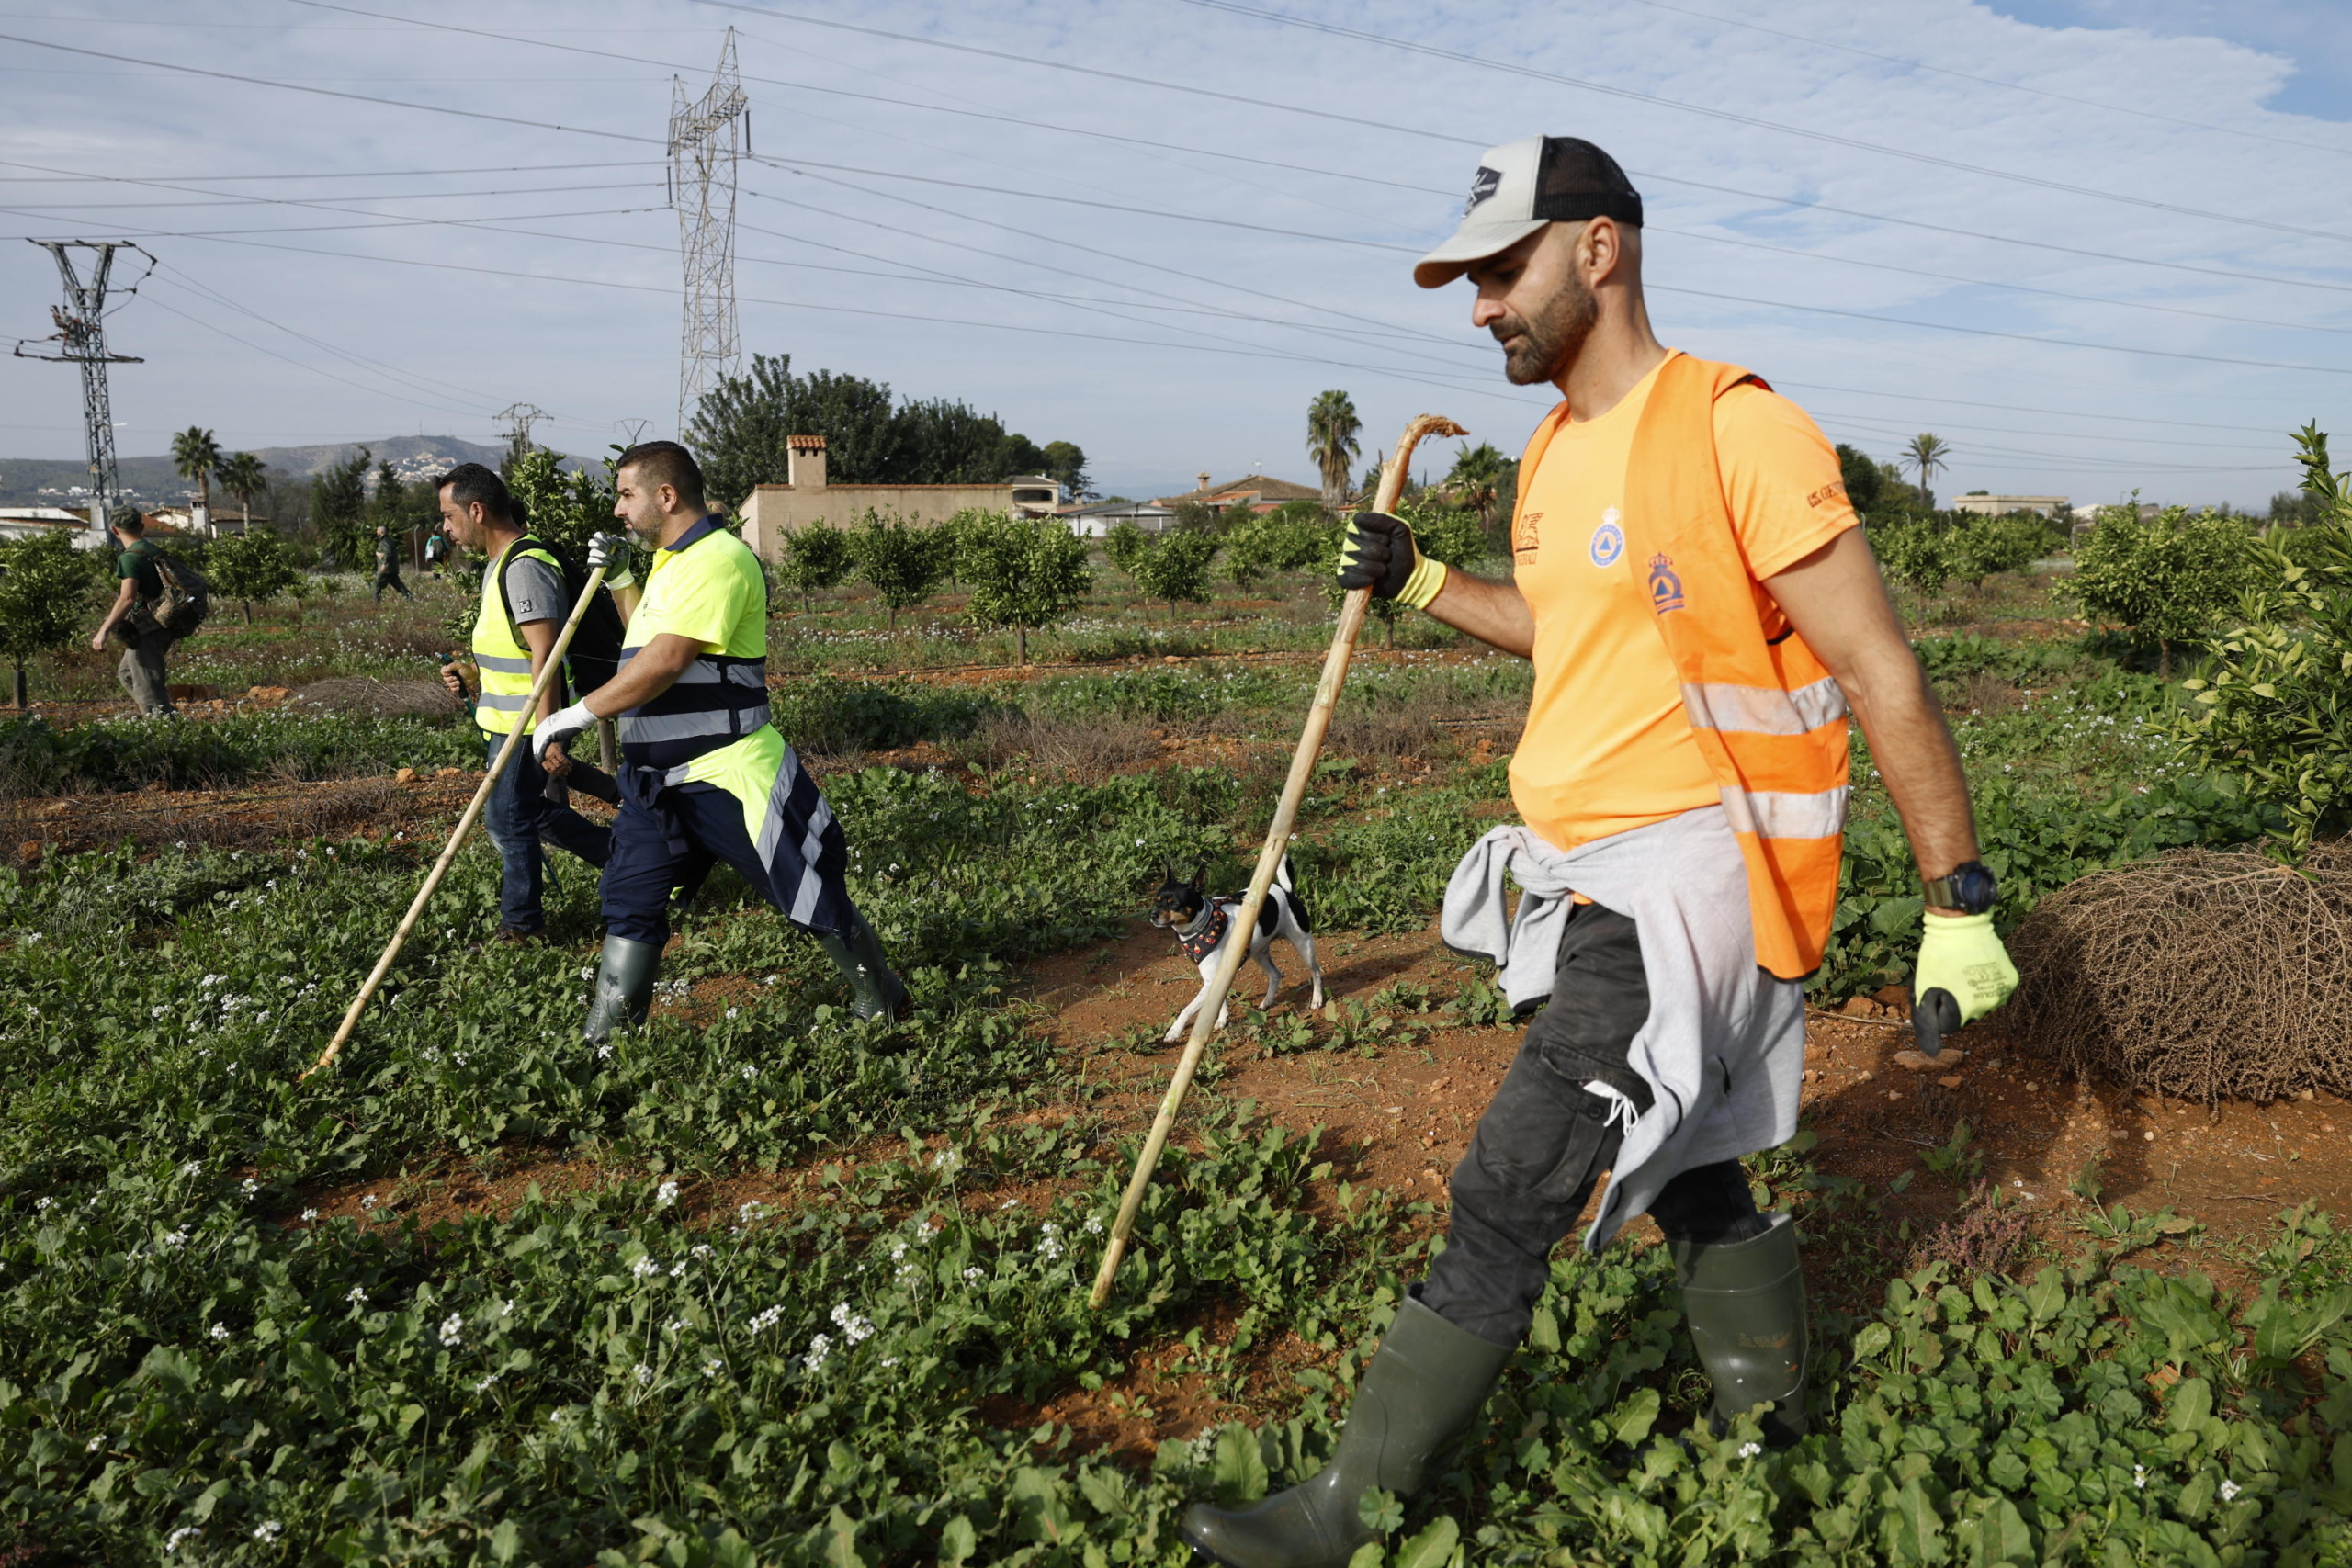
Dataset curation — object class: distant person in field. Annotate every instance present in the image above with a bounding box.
[423,526,449,581]
[371,524,413,600]
[527,440,910,1035]
[88,505,177,718]
[435,464,611,943]
[1182,137,2021,1568]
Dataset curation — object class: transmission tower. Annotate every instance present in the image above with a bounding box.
[12,241,151,545]
[668,28,748,435]
[495,402,548,471]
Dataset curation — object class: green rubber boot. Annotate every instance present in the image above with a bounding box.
[1181,1298,1510,1568]
[813,912,908,1023]
[583,934,661,1043]
[1671,1212,1811,1445]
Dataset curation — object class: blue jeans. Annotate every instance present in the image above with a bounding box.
[481,734,613,933]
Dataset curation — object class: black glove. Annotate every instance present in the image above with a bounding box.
[1337,512,1416,599]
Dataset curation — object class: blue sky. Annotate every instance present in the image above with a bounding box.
[1,0,2346,508]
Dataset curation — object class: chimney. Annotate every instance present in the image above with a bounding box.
[786,434,828,490]
[1197,470,1212,493]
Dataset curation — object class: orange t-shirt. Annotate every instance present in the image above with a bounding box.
[1507,350,1859,853]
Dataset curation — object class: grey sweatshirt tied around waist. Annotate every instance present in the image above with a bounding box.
[1439,806,1806,1250]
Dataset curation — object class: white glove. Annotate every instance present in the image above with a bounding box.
[532,701,596,761]
[586,532,634,589]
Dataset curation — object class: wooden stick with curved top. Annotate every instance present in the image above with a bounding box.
[300,562,611,1082]
[1089,413,1466,1310]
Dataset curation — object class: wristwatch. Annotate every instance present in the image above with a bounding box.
[1922,861,1997,916]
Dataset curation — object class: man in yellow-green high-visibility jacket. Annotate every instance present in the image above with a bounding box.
[435,463,612,942]
[530,441,906,1034]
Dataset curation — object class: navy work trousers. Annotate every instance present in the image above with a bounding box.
[1420,901,1766,1349]
[481,734,612,933]
[598,756,854,948]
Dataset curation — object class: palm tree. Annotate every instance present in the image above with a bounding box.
[1445,441,1509,523]
[171,425,222,529]
[1904,433,1951,512]
[1305,389,1362,508]
[215,452,267,531]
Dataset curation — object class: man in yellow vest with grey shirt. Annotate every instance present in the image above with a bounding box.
[1182,138,2021,1568]
[530,440,907,1035]
[435,463,613,942]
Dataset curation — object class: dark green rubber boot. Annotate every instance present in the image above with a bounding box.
[1181,1298,1510,1568]
[1671,1212,1811,1445]
[583,935,661,1043]
[814,912,908,1023]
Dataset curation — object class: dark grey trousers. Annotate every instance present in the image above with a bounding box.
[1422,902,1767,1348]
[114,626,177,716]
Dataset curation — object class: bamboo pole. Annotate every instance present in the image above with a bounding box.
[1089,414,1464,1309]
[300,562,610,1081]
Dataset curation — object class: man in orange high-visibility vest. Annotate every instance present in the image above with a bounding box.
[1183,137,2019,1568]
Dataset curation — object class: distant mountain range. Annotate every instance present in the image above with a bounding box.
[0,434,509,506]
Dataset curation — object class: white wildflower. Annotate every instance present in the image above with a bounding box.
[963,1267,985,1283]
[473,1372,499,1393]
[164,1526,200,1554]
[748,1304,785,1333]
[180,1160,200,1177]
[241,1178,258,1199]
[803,1332,833,1371]
[739,1201,767,1222]
[634,1362,653,1386]
[252,1521,282,1542]
[438,1312,463,1348]
[85,1433,104,1452]
[161,1227,190,1249]
[704,1357,723,1378]
[829,1302,874,1343]
[1083,1215,1104,1236]
[209,1323,230,1342]
[690,1244,713,1258]
[630,1257,662,1280]
[2221,1479,2243,1503]
[358,1194,377,1212]
[1737,1441,1761,1459]
[347,1286,368,1306]
[725,1008,739,1020]
[301,1207,319,1222]
[2134,1466,2149,1490]
[654,1179,679,1208]
[33,1197,51,1213]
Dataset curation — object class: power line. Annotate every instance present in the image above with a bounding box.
[0,179,655,210]
[1620,0,2352,162]
[279,0,2352,302]
[1173,0,2352,245]
[0,158,661,183]
[0,29,662,145]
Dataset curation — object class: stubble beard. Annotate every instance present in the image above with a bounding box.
[1494,271,1599,387]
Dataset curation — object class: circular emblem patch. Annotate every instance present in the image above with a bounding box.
[1589,511,1624,568]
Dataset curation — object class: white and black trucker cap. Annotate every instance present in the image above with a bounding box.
[1413,135,1645,288]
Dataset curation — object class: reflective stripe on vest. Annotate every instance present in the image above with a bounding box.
[469,537,563,735]
[617,522,772,769]
[1513,353,1850,980]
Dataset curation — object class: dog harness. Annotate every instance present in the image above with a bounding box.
[1177,899,1237,964]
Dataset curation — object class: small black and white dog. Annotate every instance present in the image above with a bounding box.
[1148,856,1326,1043]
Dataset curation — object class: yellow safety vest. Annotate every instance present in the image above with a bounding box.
[469,536,564,736]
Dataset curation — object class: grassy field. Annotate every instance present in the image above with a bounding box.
[3,550,2347,1564]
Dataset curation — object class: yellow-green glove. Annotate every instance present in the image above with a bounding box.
[1911,909,2018,1057]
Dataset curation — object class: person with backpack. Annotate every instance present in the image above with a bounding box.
[372,525,413,601]
[434,463,618,943]
[423,527,450,581]
[89,505,207,717]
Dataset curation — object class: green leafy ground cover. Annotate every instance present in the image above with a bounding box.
[10,558,2352,1562]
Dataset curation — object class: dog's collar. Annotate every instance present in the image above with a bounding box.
[1176,900,1230,963]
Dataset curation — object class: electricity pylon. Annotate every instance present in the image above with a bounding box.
[495,402,548,472]
[13,240,150,545]
[669,28,747,436]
